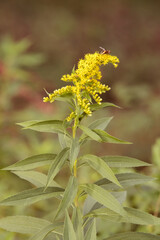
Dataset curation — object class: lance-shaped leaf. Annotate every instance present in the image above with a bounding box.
[17,120,40,128]
[58,133,71,149]
[80,117,113,144]
[123,207,160,225]
[93,129,132,144]
[102,155,151,168]
[12,170,61,188]
[90,102,121,112]
[46,148,69,188]
[80,184,126,217]
[17,120,67,134]
[64,210,76,240]
[0,187,63,206]
[83,196,98,215]
[69,138,80,169]
[79,154,121,187]
[79,125,101,142]
[88,117,113,130]
[54,93,74,106]
[112,191,127,204]
[0,216,52,234]
[124,207,160,225]
[29,223,63,240]
[84,207,160,226]
[55,176,78,219]
[106,232,160,240]
[95,173,153,191]
[2,153,56,171]
[84,191,126,217]
[84,219,96,240]
[72,207,84,240]
[84,207,123,221]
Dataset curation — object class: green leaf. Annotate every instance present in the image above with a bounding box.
[16,120,44,128]
[55,176,78,219]
[84,207,119,220]
[84,207,160,226]
[106,232,160,240]
[72,207,84,240]
[58,133,71,149]
[64,210,76,240]
[79,154,121,187]
[96,173,153,191]
[112,191,127,204]
[84,219,96,240]
[90,102,121,111]
[72,65,75,73]
[94,129,132,144]
[89,191,126,214]
[17,120,67,134]
[84,191,126,217]
[2,153,56,171]
[124,207,160,225]
[80,184,126,217]
[29,223,63,240]
[79,125,101,142]
[54,94,74,106]
[83,196,98,215]
[80,117,114,144]
[69,138,80,169]
[88,117,113,130]
[12,170,61,188]
[102,155,151,168]
[0,187,63,206]
[46,148,69,188]
[0,216,52,234]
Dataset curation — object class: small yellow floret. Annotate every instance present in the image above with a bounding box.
[66,111,76,122]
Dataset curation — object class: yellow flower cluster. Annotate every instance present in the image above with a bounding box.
[43,51,119,121]
[43,86,76,103]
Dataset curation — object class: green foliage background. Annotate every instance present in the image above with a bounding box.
[0,0,160,239]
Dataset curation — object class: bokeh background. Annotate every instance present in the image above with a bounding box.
[0,0,160,239]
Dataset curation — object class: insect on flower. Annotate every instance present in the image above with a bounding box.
[99,46,111,55]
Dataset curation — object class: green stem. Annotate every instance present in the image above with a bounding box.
[72,102,79,206]
[74,159,78,207]
[72,119,77,139]
[73,159,77,177]
[72,98,79,139]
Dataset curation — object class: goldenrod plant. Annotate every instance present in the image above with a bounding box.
[1,50,160,240]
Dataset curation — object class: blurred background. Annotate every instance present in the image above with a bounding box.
[0,0,160,239]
